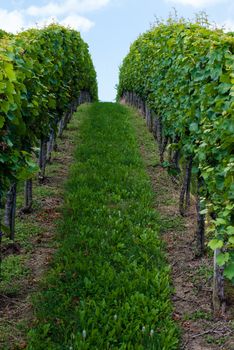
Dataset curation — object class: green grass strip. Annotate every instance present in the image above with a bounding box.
[27,103,179,350]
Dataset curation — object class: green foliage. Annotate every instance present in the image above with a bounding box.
[27,103,179,349]
[183,310,212,321]
[117,18,234,281]
[0,24,98,195]
[0,255,28,295]
[0,29,10,39]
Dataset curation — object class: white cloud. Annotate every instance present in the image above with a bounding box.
[27,3,64,17]
[25,14,94,32]
[27,0,110,17]
[60,14,94,31]
[166,0,227,8]
[0,9,25,33]
[218,19,234,32]
[0,8,94,33]
[0,0,108,33]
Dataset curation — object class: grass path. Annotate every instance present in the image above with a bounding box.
[27,102,179,350]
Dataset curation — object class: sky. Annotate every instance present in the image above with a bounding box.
[0,0,233,101]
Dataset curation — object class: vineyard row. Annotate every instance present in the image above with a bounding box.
[117,19,234,314]
[0,25,97,246]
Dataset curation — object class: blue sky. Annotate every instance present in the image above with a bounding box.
[0,0,233,101]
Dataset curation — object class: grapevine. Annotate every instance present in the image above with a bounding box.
[0,24,97,237]
[118,18,234,312]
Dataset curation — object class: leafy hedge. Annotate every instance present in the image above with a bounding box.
[117,21,234,281]
[0,24,97,195]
